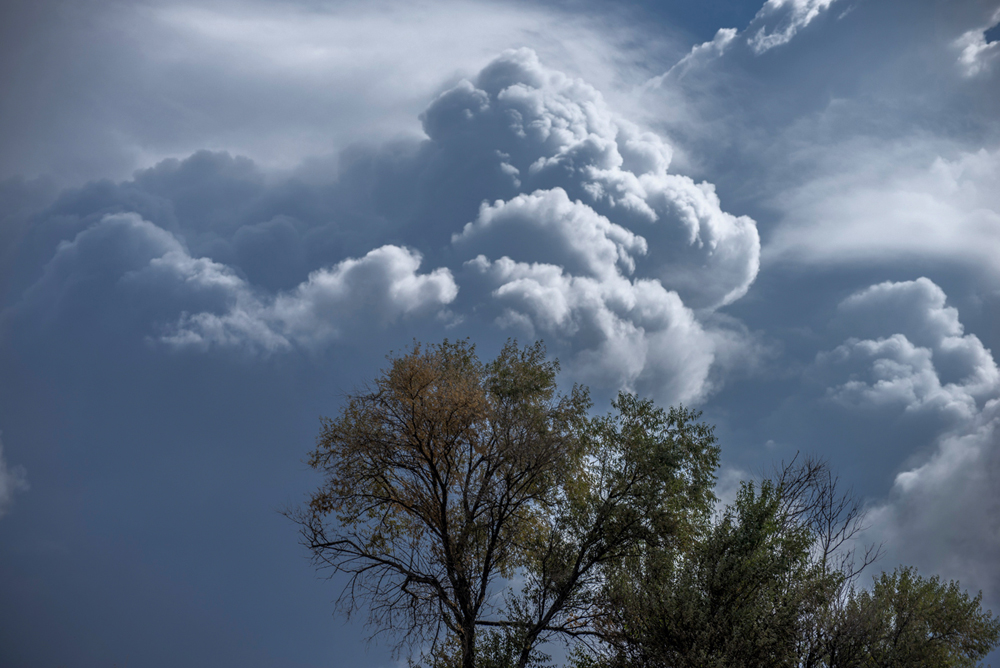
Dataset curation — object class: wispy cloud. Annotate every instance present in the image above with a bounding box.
[746,0,841,54]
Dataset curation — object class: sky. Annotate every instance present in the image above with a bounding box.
[1,0,999,665]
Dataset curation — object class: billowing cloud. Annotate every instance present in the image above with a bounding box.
[427,49,760,402]
[163,243,458,353]
[4,49,759,404]
[453,188,648,279]
[454,186,751,404]
[425,48,759,311]
[466,254,715,404]
[816,278,999,422]
[0,435,29,519]
[814,278,1000,603]
[16,213,457,354]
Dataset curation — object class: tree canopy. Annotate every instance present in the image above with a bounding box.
[292,339,1000,668]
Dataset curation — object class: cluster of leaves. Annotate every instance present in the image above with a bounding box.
[292,339,1000,668]
[590,458,1000,668]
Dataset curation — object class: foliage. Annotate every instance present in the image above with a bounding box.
[494,393,720,668]
[590,458,1000,668]
[601,476,840,668]
[411,629,552,668]
[292,340,719,668]
[292,339,1000,668]
[821,567,1000,668]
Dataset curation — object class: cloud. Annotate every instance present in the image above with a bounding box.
[4,49,761,404]
[0,435,29,518]
[764,146,1000,276]
[866,399,1000,603]
[0,0,669,184]
[163,243,458,353]
[647,0,840,89]
[453,188,647,279]
[15,212,457,354]
[746,0,840,54]
[428,48,760,311]
[467,253,716,404]
[812,278,1000,603]
[646,28,739,88]
[955,8,1000,77]
[637,0,1000,280]
[816,278,999,422]
[429,50,761,402]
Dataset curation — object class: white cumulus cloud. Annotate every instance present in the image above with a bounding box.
[425,48,760,311]
[430,50,762,403]
[816,278,1000,603]
[466,254,715,405]
[20,213,458,354]
[154,243,458,353]
[453,188,647,279]
[817,278,999,421]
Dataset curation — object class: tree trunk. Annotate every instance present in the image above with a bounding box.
[461,622,476,668]
[516,627,541,668]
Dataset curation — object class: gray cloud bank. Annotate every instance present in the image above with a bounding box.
[3,49,762,405]
[0,0,672,186]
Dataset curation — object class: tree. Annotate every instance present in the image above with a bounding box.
[491,393,719,668]
[590,457,999,668]
[600,474,841,668]
[293,339,1000,667]
[823,567,1000,668]
[291,340,720,668]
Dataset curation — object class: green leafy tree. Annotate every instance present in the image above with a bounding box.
[601,476,840,668]
[293,339,999,668]
[822,567,1000,668]
[292,340,720,668]
[493,394,719,668]
[589,458,999,668]
[292,339,587,668]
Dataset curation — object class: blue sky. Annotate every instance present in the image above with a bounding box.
[1,0,999,665]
